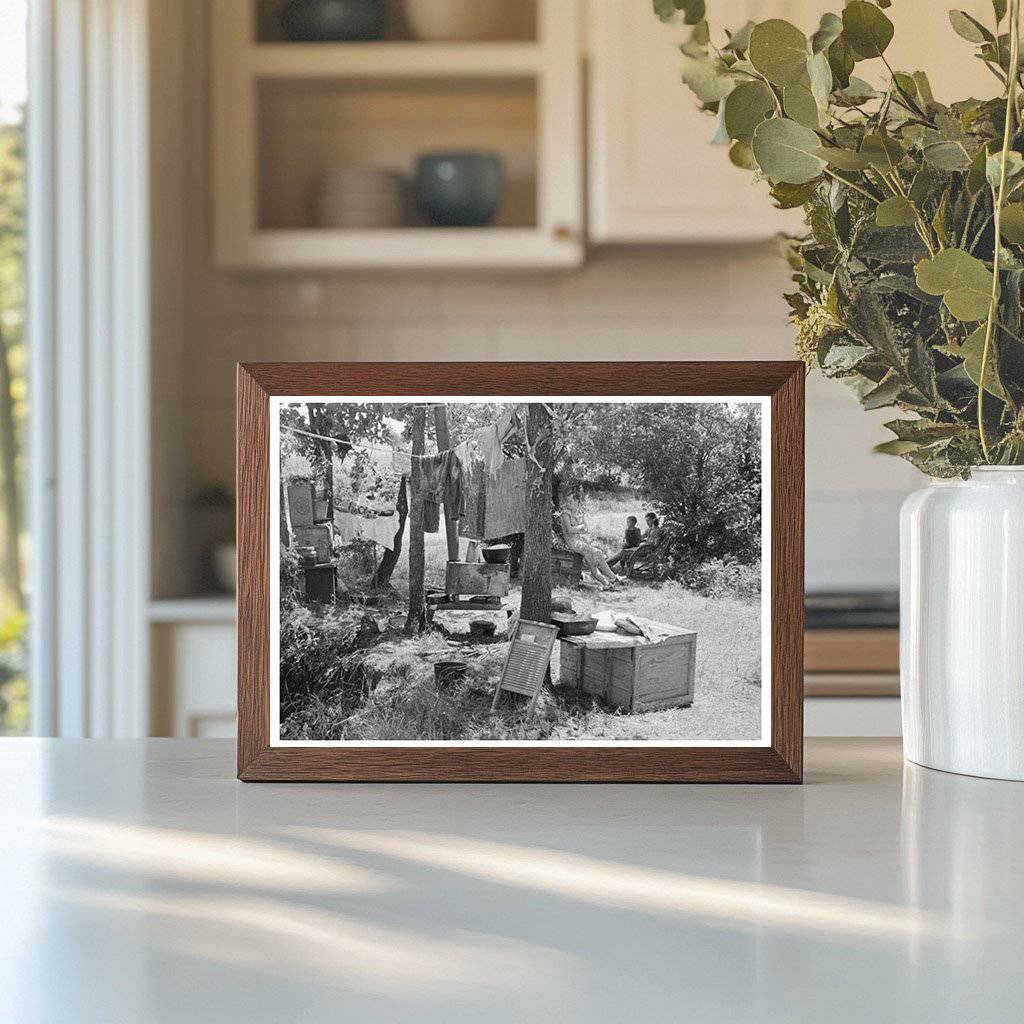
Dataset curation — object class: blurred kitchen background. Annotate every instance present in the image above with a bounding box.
[3,0,997,739]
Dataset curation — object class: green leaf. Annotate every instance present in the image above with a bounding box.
[810,12,843,54]
[752,117,827,184]
[748,19,810,87]
[860,133,905,172]
[923,141,973,171]
[654,0,705,25]
[885,419,963,443]
[681,55,736,103]
[783,83,822,128]
[986,150,1024,190]
[827,35,855,89]
[967,142,993,193]
[807,51,833,110]
[724,20,755,53]
[728,140,757,169]
[862,375,902,410]
[689,20,710,46]
[948,10,993,44]
[836,75,877,104]
[909,165,936,205]
[842,1,895,60]
[959,324,1007,398]
[915,249,994,321]
[994,0,1008,24]
[912,71,935,105]
[814,145,872,170]
[874,439,922,455]
[770,179,820,209]
[875,196,918,228]
[723,81,775,143]
[1000,202,1024,242]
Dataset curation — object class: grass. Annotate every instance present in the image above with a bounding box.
[281,491,762,743]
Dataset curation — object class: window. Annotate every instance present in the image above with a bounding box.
[0,0,28,734]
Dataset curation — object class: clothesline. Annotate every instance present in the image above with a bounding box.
[281,422,518,460]
[281,424,440,459]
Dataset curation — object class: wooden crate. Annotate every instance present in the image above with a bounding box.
[559,619,696,712]
[445,561,510,597]
[551,547,583,584]
[293,523,333,564]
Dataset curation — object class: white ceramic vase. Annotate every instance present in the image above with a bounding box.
[900,468,1024,780]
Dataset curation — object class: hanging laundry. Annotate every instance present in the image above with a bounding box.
[459,456,487,541]
[333,511,359,544]
[418,454,443,534]
[474,423,504,478]
[439,448,466,521]
[358,513,396,551]
[332,509,396,551]
[484,456,527,538]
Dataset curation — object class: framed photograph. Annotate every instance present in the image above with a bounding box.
[237,362,804,782]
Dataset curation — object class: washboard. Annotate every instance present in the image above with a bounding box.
[491,619,558,716]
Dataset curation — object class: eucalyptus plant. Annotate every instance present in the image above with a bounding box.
[659,0,1024,474]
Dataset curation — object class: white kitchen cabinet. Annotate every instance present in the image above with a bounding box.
[587,0,999,244]
[212,0,584,269]
[150,600,237,738]
[588,1,813,243]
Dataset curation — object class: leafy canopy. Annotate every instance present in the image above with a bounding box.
[661,0,1024,475]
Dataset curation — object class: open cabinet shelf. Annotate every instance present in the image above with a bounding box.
[212,0,582,269]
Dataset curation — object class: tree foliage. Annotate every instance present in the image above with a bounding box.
[664,0,1024,475]
[576,403,762,564]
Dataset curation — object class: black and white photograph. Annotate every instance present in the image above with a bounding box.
[271,396,770,745]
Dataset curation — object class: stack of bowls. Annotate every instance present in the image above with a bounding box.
[314,167,409,229]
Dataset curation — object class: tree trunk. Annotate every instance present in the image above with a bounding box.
[520,403,553,623]
[432,404,461,564]
[372,475,408,588]
[405,409,426,634]
[0,326,21,608]
[307,403,334,519]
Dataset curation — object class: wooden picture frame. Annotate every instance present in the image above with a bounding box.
[238,362,804,782]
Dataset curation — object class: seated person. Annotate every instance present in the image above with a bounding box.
[624,513,664,574]
[560,498,622,588]
[607,515,643,569]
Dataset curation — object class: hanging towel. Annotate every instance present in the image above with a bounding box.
[359,513,396,551]
[333,511,360,544]
[484,456,527,538]
[474,423,504,478]
[333,510,396,550]
[459,456,487,540]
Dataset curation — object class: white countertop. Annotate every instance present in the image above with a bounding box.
[2,738,1021,1023]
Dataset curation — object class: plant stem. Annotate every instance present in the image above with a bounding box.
[821,167,879,203]
[979,0,1021,463]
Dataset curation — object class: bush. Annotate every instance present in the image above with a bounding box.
[278,601,362,714]
[677,557,761,601]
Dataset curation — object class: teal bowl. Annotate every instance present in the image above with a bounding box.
[415,152,505,228]
[281,0,388,42]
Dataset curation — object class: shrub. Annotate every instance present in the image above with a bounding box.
[678,557,762,601]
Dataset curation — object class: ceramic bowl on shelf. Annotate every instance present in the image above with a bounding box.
[403,0,534,42]
[281,0,388,42]
[314,167,409,228]
[414,152,504,227]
